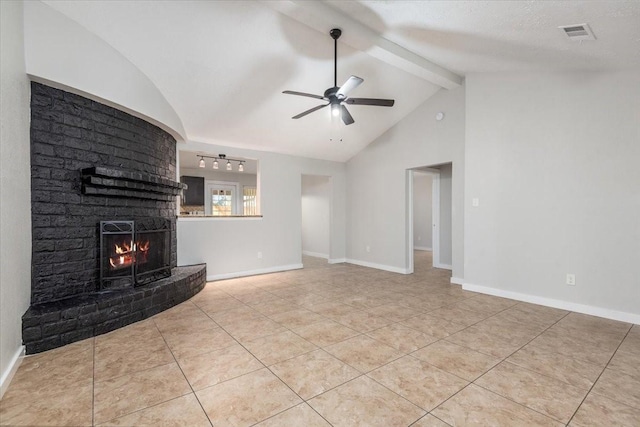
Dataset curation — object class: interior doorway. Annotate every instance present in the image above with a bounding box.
[301,175,331,265]
[407,163,453,273]
[413,171,434,252]
[412,171,435,273]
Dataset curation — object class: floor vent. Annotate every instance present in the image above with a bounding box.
[559,23,596,41]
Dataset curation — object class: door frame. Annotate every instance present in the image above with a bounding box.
[204,180,240,216]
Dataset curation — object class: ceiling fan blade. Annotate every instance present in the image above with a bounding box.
[345,98,395,107]
[340,105,354,125]
[336,76,364,99]
[283,90,325,100]
[292,104,328,119]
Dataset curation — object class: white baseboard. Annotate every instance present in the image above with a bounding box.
[207,263,303,281]
[328,258,346,264]
[0,345,24,399]
[463,282,640,325]
[433,263,452,271]
[450,277,464,285]
[302,251,329,259]
[414,246,432,251]
[345,258,410,275]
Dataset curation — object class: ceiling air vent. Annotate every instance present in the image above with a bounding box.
[559,23,596,41]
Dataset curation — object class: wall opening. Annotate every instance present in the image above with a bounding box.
[301,175,331,264]
[407,163,453,274]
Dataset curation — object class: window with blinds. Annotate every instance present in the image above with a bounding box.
[243,187,257,215]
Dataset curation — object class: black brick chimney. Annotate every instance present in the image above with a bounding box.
[23,82,205,354]
[29,82,178,304]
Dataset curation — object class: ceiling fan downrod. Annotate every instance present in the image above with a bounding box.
[330,28,341,88]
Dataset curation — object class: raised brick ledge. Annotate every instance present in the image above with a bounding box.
[83,166,185,190]
[81,166,186,201]
[22,264,206,354]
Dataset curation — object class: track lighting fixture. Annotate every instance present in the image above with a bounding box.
[196,154,247,172]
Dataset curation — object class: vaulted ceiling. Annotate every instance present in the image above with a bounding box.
[43,1,640,162]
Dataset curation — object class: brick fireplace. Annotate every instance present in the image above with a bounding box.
[22,82,206,353]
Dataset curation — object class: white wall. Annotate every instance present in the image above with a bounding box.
[346,86,465,277]
[0,0,32,396]
[178,141,346,280]
[23,1,186,141]
[301,175,331,258]
[464,72,640,322]
[438,164,453,267]
[413,172,432,250]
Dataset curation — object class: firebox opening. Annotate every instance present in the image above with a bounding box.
[100,219,171,290]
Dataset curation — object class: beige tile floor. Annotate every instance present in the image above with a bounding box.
[1,252,639,426]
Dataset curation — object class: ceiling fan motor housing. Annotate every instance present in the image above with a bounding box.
[324,86,341,101]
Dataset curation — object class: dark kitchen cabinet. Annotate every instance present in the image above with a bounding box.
[181,176,204,206]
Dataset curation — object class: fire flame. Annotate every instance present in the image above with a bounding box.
[114,241,132,255]
[109,239,150,270]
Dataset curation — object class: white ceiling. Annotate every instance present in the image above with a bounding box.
[43,1,640,162]
[329,0,640,74]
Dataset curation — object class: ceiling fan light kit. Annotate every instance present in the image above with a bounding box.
[283,28,395,126]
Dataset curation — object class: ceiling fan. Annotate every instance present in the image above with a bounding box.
[283,28,395,126]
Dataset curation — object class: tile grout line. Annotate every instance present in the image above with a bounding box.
[565,324,635,426]
[92,319,204,425]
[147,256,631,427]
[202,266,482,391]
[416,299,571,364]
[196,286,340,426]
[5,256,588,423]
[195,268,441,425]
[355,297,549,420]
[193,291,328,424]
[234,257,633,424]
[271,290,463,425]
[465,311,632,425]
[408,413,453,427]
[362,368,441,421]
[423,310,574,425]
[153,317,214,427]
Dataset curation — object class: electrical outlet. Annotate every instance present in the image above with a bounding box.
[472,198,480,207]
[566,274,576,286]
[366,245,371,253]
[257,252,262,259]
[417,236,421,241]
